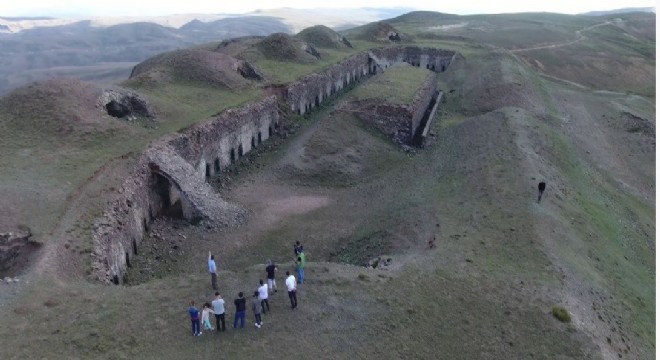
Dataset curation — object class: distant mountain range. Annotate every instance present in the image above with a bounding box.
[0,7,414,33]
[581,7,655,16]
[0,7,415,94]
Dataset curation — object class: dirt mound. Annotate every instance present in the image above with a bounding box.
[346,21,410,43]
[0,78,110,138]
[128,49,256,89]
[296,25,353,49]
[255,33,321,62]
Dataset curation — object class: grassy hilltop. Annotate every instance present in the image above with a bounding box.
[0,10,655,360]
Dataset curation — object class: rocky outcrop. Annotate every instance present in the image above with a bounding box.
[0,230,38,276]
[99,88,154,120]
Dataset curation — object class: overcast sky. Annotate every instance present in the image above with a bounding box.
[0,0,656,17]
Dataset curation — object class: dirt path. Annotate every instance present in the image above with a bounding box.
[511,21,612,53]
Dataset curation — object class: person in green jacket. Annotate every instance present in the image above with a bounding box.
[295,252,306,284]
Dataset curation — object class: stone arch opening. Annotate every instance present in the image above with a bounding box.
[268,126,273,137]
[238,144,243,157]
[125,252,131,268]
[230,148,236,163]
[205,163,211,177]
[251,136,256,148]
[441,65,446,72]
[214,158,220,173]
[132,238,138,255]
[153,172,184,219]
[113,274,120,285]
[258,132,262,144]
[143,217,148,232]
[315,95,320,107]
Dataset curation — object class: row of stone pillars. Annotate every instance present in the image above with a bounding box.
[204,126,274,178]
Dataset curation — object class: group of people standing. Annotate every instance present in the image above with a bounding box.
[187,242,306,336]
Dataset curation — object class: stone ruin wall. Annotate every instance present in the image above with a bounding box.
[409,72,439,140]
[166,97,279,178]
[91,97,278,284]
[286,46,455,118]
[368,46,456,73]
[346,71,437,145]
[91,45,457,285]
[286,53,372,116]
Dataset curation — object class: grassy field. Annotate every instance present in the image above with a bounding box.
[0,9,655,360]
[348,63,431,105]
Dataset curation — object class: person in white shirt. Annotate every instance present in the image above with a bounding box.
[211,292,226,331]
[285,271,297,310]
[258,279,270,313]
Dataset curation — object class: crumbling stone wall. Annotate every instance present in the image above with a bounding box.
[167,96,279,178]
[91,97,278,284]
[369,46,456,73]
[286,53,372,116]
[342,69,438,146]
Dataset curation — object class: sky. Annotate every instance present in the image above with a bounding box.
[0,0,656,17]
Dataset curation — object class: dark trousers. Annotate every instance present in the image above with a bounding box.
[255,313,262,325]
[288,290,297,309]
[537,190,544,203]
[261,298,270,313]
[214,313,226,331]
[191,319,200,335]
[233,311,245,328]
[211,272,218,290]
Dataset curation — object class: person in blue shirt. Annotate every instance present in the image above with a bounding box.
[188,300,201,336]
[208,251,218,291]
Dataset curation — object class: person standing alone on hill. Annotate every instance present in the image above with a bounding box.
[208,251,218,291]
[212,292,226,332]
[266,260,278,294]
[537,182,546,203]
[285,271,297,310]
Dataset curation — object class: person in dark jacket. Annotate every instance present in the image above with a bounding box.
[538,182,546,203]
[233,292,246,329]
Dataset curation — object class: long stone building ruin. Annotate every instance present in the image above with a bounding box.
[91,45,457,284]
